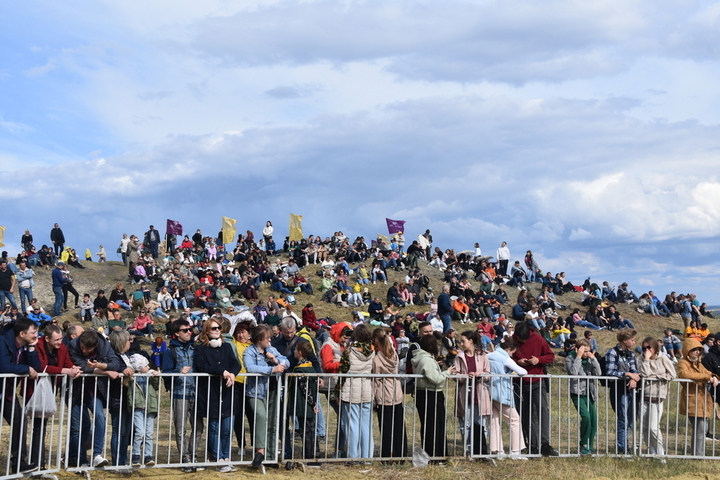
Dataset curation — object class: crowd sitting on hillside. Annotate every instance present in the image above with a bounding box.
[1,224,719,474]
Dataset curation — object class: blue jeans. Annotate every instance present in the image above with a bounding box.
[132,410,156,460]
[173,298,188,310]
[207,415,233,460]
[441,314,452,334]
[0,290,17,309]
[70,398,106,466]
[611,388,636,453]
[18,288,33,314]
[611,319,635,330]
[576,320,603,330]
[341,402,373,459]
[53,285,64,317]
[110,408,132,465]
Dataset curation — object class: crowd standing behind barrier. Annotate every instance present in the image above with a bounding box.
[1,224,719,477]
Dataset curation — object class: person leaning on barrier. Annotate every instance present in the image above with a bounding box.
[565,338,601,456]
[244,324,289,468]
[678,338,719,457]
[161,318,205,472]
[637,336,675,459]
[29,324,81,469]
[67,329,124,468]
[0,318,41,474]
[604,328,640,455]
[412,334,452,458]
[511,321,559,457]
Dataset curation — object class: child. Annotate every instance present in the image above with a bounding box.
[78,293,94,323]
[151,337,167,369]
[128,354,160,466]
[396,329,410,353]
[96,245,107,263]
[583,330,599,353]
[84,248,93,262]
[289,342,319,460]
[663,329,682,362]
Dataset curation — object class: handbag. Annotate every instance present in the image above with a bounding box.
[26,377,57,418]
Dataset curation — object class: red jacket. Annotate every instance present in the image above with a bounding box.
[512,327,554,383]
[27,336,75,398]
[301,307,320,331]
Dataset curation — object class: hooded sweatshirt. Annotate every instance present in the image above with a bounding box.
[678,338,716,418]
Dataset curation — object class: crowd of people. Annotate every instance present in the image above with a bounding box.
[0,223,718,474]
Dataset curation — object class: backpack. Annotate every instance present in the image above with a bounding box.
[162,346,178,392]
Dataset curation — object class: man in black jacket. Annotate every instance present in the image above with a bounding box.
[0,319,41,474]
[50,223,65,256]
[67,331,123,467]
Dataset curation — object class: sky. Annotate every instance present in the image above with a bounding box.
[1,1,720,303]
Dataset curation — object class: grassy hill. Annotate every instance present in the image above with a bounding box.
[32,257,692,362]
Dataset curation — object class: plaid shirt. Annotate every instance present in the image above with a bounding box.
[604,345,638,378]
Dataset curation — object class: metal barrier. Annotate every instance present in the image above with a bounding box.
[3,370,720,477]
[0,373,67,479]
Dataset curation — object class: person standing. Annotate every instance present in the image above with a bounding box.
[0,318,41,474]
[565,339,601,456]
[67,330,123,468]
[496,242,510,277]
[144,226,161,259]
[50,223,65,256]
[437,285,453,334]
[605,329,641,455]
[512,321,559,456]
[30,324,81,469]
[637,336,675,459]
[161,319,205,472]
[194,319,240,472]
[119,234,131,266]
[21,230,33,251]
[0,260,18,310]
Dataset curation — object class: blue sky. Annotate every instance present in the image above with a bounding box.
[2,1,720,303]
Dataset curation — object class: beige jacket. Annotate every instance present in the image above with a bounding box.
[340,346,374,404]
[638,353,676,400]
[372,350,403,406]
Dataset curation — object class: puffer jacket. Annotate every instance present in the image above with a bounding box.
[565,351,601,402]
[678,338,716,418]
[638,353,676,401]
[340,343,374,404]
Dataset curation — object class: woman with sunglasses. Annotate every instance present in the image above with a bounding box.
[194,319,241,472]
[637,337,675,459]
[130,308,154,337]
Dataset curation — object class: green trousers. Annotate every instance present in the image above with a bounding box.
[571,394,597,450]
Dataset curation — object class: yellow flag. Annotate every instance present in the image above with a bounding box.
[221,217,237,245]
[377,234,388,244]
[288,214,303,241]
[0,226,4,248]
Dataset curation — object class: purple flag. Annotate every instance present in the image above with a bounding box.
[386,218,406,235]
[166,219,183,236]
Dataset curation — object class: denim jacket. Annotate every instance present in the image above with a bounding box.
[243,344,288,400]
[161,338,196,400]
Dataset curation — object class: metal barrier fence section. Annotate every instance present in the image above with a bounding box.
[2,371,720,476]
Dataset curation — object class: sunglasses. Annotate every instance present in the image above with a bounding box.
[643,345,652,351]
[178,328,191,333]
[210,326,222,331]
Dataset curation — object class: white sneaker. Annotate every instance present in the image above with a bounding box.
[92,455,109,468]
[218,465,233,473]
[508,453,528,461]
